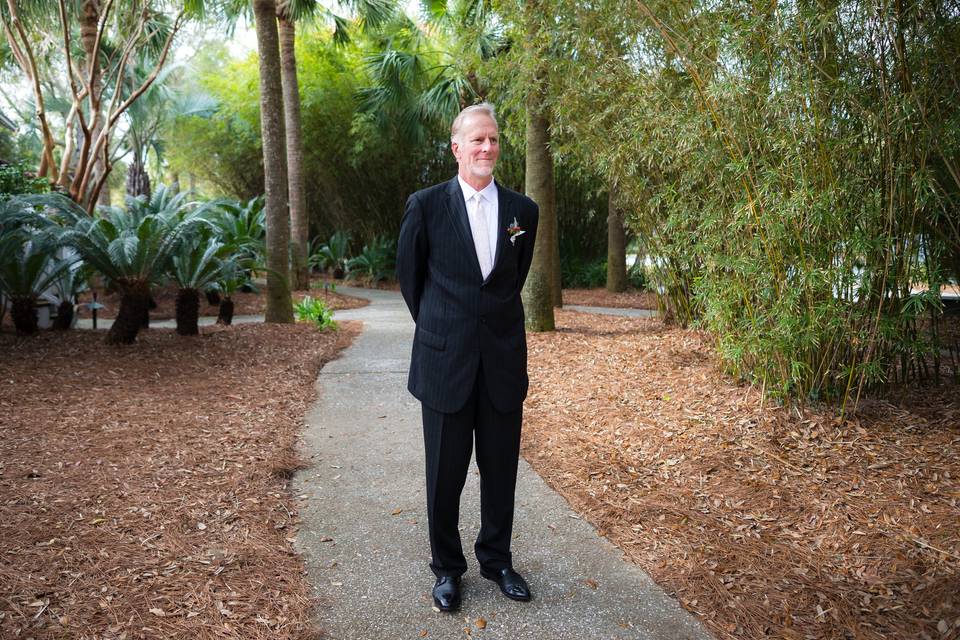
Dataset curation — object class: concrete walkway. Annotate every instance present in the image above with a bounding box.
[293,287,711,640]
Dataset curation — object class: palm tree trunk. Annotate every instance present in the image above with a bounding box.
[78,0,105,207]
[53,300,75,330]
[126,152,151,198]
[217,297,235,325]
[10,297,38,335]
[253,0,294,323]
[175,288,200,336]
[278,15,310,291]
[606,181,628,292]
[521,104,555,332]
[106,282,150,344]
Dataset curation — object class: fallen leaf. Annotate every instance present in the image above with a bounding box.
[585,578,599,589]
[475,617,487,629]
[391,508,403,515]
[149,608,165,617]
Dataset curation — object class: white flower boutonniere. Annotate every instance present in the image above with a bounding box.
[507,217,526,245]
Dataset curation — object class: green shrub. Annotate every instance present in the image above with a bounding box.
[347,235,395,284]
[0,164,48,198]
[294,295,337,330]
[561,257,607,289]
[627,262,648,290]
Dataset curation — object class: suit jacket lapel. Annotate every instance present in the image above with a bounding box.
[445,177,482,277]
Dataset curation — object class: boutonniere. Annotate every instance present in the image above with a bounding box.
[507,217,526,245]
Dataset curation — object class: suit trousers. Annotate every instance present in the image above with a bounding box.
[422,363,522,578]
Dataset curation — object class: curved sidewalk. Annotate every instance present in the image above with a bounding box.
[293,287,711,640]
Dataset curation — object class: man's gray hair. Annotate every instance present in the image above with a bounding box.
[451,103,498,143]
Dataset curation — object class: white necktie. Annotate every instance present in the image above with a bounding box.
[472,194,493,279]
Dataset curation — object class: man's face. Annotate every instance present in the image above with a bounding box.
[452,113,500,182]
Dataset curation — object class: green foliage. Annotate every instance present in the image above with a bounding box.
[39,192,205,290]
[169,236,223,290]
[347,235,395,283]
[0,231,75,301]
[309,230,351,276]
[0,163,48,198]
[561,257,607,289]
[627,262,647,291]
[538,0,960,405]
[294,295,337,330]
[206,196,266,266]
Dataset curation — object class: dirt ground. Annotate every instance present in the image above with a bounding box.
[523,310,960,640]
[0,321,359,639]
[76,281,368,322]
[3,295,957,640]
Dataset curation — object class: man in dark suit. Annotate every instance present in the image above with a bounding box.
[396,103,539,612]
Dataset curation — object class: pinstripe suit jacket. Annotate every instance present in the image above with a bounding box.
[397,176,539,414]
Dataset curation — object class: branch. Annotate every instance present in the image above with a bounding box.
[77,1,148,203]
[0,14,28,71]
[108,11,185,129]
[80,9,185,207]
[58,0,80,100]
[5,0,59,182]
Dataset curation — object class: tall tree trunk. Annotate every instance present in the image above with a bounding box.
[521,105,556,332]
[253,0,294,323]
[278,15,310,291]
[78,0,105,207]
[551,189,562,307]
[606,181,627,292]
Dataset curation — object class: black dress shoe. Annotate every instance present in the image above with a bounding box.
[432,576,461,612]
[480,567,531,602]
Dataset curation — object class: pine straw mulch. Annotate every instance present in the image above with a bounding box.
[0,320,360,639]
[76,282,368,322]
[561,287,659,310]
[523,309,960,640]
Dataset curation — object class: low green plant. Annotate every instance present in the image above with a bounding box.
[310,230,351,279]
[294,295,337,330]
[627,262,648,290]
[347,235,395,284]
[0,164,48,198]
[561,257,607,289]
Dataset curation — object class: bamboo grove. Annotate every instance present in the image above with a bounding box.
[532,0,960,406]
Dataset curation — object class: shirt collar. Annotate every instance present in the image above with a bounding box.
[457,176,498,204]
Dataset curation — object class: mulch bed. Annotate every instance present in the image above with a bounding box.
[561,287,658,309]
[523,310,960,640]
[0,321,360,638]
[76,282,368,322]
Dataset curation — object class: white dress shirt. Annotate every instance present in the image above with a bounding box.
[458,176,499,279]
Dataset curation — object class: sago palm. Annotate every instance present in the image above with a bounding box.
[36,192,205,344]
[168,236,224,335]
[0,231,78,335]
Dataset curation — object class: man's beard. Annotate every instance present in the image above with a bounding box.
[471,163,495,177]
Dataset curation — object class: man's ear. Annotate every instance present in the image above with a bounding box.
[451,140,459,158]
